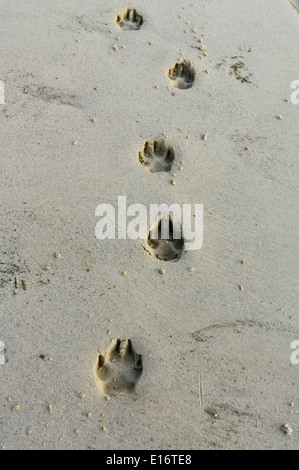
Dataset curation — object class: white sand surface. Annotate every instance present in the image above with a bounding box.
[0,0,298,450]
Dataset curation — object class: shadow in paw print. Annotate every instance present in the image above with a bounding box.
[94,339,143,396]
[168,59,196,89]
[116,9,143,30]
[139,139,175,173]
[146,217,185,261]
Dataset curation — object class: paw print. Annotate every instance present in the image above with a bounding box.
[116,8,144,30]
[146,217,185,261]
[139,139,175,173]
[168,59,196,89]
[94,339,143,396]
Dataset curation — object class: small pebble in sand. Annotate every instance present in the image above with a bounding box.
[198,38,203,43]
[171,180,176,186]
[285,99,289,102]
[155,85,159,89]
[203,134,208,141]
[113,45,119,51]
[102,425,108,432]
[73,140,78,146]
[281,424,292,436]
[122,271,127,276]
[54,253,61,259]
[159,269,166,276]
[87,412,92,418]
[199,45,207,51]
[239,285,244,291]
[91,118,97,123]
[290,402,295,407]
[189,267,196,273]
[75,428,80,434]
[75,39,80,43]
[185,30,189,34]
[277,115,284,120]
[245,146,250,151]
[49,404,53,414]
[149,42,155,46]
[241,259,246,265]
[109,29,113,34]
[121,45,125,49]
[12,405,20,412]
[45,266,51,271]
[28,429,33,435]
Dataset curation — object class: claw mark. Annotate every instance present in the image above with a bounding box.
[94,338,143,396]
[168,59,196,89]
[139,139,175,173]
[116,9,143,30]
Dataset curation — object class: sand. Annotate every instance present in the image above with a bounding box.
[0,0,298,450]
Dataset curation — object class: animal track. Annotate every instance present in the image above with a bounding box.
[116,9,144,30]
[168,59,196,89]
[146,217,185,261]
[94,339,143,396]
[139,139,175,173]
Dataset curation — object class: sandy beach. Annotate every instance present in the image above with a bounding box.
[0,0,298,450]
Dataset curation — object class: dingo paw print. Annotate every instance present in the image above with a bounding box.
[146,217,185,261]
[94,339,143,396]
[139,139,175,173]
[116,9,144,30]
[168,59,196,89]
